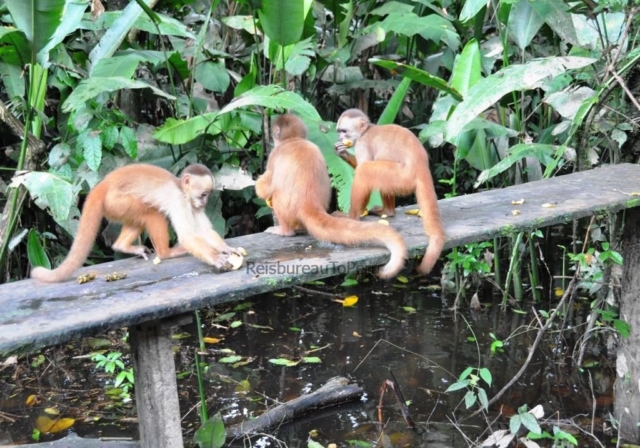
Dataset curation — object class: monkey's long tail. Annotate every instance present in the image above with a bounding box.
[415,170,446,274]
[31,184,106,283]
[300,207,408,279]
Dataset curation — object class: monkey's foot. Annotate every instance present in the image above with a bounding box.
[368,207,396,217]
[265,226,295,237]
[113,244,153,260]
[164,245,189,258]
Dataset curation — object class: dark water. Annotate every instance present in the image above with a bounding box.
[0,275,615,447]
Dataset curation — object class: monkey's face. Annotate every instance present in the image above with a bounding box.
[182,174,214,209]
[336,116,365,145]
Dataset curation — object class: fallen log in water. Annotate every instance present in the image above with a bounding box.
[226,376,365,439]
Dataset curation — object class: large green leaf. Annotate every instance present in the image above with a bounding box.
[219,85,321,122]
[529,0,579,46]
[0,27,32,66]
[61,76,176,112]
[508,0,544,50]
[6,0,89,66]
[450,39,482,97]
[257,0,311,47]
[475,143,559,187]
[444,56,596,141]
[194,412,226,448]
[91,54,144,78]
[370,58,463,100]
[27,229,51,270]
[367,12,459,51]
[153,114,221,144]
[378,77,412,125]
[87,0,156,74]
[459,0,487,22]
[0,61,25,98]
[10,172,74,222]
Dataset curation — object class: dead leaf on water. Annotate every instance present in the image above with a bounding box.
[44,407,60,416]
[511,198,525,205]
[35,416,75,434]
[203,337,222,344]
[26,395,37,407]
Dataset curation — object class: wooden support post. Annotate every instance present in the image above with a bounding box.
[129,315,191,448]
[615,207,640,443]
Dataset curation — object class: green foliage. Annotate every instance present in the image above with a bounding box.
[194,412,226,448]
[91,351,134,401]
[445,366,492,411]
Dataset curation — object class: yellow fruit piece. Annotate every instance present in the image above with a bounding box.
[343,139,353,147]
[360,209,368,217]
[377,219,389,226]
[405,209,420,216]
[237,247,248,256]
[266,198,273,208]
[228,253,244,270]
[153,256,161,265]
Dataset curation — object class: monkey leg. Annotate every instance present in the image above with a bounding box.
[368,192,396,217]
[112,224,152,260]
[144,212,187,259]
[265,206,296,236]
[349,161,410,219]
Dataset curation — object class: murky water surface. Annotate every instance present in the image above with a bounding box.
[0,276,614,446]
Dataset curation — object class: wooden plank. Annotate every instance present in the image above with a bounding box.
[1,163,639,356]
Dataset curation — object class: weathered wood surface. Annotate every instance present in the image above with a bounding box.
[1,163,639,356]
[13,433,139,447]
[615,207,640,443]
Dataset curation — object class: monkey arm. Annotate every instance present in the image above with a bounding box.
[334,142,357,169]
[255,170,274,199]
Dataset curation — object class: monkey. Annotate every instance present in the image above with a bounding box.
[334,108,445,274]
[31,163,242,283]
[255,113,408,279]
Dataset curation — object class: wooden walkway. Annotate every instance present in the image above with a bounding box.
[2,163,640,447]
[2,163,639,357]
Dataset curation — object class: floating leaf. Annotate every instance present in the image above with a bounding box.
[342,295,358,307]
[235,380,251,392]
[219,355,243,364]
[203,337,222,344]
[269,358,299,367]
[396,275,409,283]
[403,306,417,313]
[35,416,75,434]
[353,331,361,337]
[44,408,60,416]
[303,357,322,364]
[194,412,226,448]
[26,395,37,407]
[230,321,243,329]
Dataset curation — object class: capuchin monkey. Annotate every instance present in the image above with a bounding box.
[255,113,408,279]
[31,163,242,283]
[335,108,445,274]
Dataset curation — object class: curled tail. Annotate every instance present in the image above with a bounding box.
[415,172,445,274]
[300,207,407,278]
[31,185,106,283]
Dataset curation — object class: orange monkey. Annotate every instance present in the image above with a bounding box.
[335,108,445,274]
[255,114,407,278]
[31,164,242,282]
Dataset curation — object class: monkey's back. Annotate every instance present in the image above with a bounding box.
[270,138,331,213]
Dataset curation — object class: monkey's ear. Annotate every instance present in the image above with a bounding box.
[181,173,192,188]
[273,125,280,140]
[358,118,368,131]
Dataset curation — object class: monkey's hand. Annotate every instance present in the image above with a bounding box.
[333,141,350,158]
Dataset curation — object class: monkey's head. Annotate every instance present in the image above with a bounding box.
[272,113,308,146]
[181,164,215,210]
[336,109,370,145]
